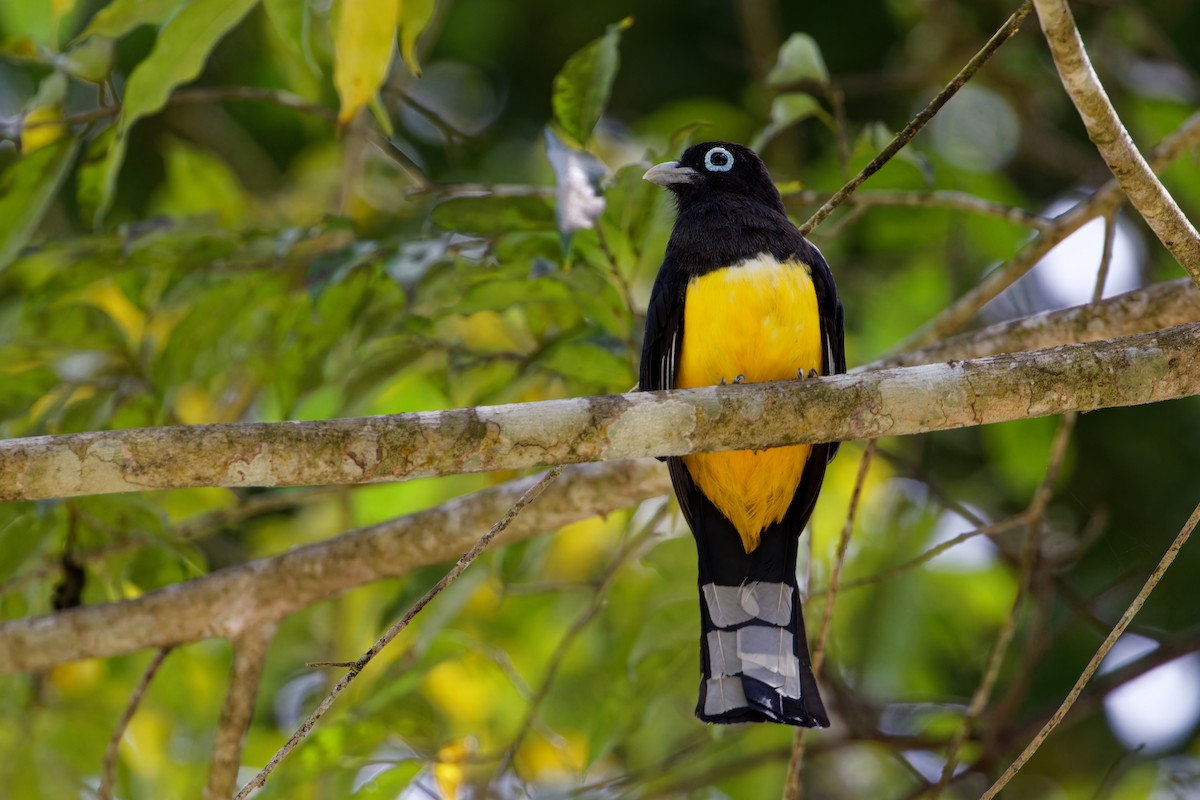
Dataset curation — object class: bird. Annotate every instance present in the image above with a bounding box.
[639,142,845,727]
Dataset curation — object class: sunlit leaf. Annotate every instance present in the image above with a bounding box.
[332,0,399,127]
[0,137,80,272]
[767,32,829,86]
[551,16,632,148]
[92,0,258,225]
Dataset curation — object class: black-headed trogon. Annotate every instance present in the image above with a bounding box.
[639,142,845,727]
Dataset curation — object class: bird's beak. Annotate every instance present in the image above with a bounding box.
[643,161,698,187]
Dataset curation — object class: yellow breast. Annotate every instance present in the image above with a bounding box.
[676,254,823,553]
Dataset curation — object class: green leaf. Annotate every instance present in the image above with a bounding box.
[536,333,631,388]
[61,36,115,82]
[431,194,556,237]
[0,138,80,272]
[751,92,829,151]
[262,0,319,72]
[351,760,421,797]
[367,93,395,137]
[767,32,829,87]
[145,136,250,226]
[853,121,933,185]
[399,0,436,76]
[92,0,258,225]
[0,2,52,46]
[332,0,399,126]
[79,0,184,40]
[551,16,632,148]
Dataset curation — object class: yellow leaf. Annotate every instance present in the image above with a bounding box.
[434,740,470,800]
[122,707,171,778]
[515,731,584,779]
[51,0,78,30]
[49,659,106,696]
[21,104,67,153]
[74,277,146,347]
[421,657,496,725]
[399,0,435,76]
[333,0,399,127]
[543,516,618,581]
[173,382,217,425]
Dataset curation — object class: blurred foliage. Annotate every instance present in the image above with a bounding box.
[1,0,1200,798]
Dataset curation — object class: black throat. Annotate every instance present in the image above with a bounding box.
[665,195,808,280]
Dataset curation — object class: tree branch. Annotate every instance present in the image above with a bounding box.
[1034,0,1200,283]
[98,647,173,800]
[205,622,277,800]
[2,323,1199,504]
[3,324,1200,674]
[3,278,1190,599]
[0,460,668,674]
[866,277,1200,370]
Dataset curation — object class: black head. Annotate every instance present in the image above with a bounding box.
[643,142,784,214]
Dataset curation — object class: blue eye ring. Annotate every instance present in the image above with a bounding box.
[704,146,734,172]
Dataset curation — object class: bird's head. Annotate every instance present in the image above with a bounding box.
[643,142,784,213]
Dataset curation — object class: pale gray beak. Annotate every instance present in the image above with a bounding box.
[643,161,698,187]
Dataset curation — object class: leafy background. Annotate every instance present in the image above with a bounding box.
[2,0,1200,798]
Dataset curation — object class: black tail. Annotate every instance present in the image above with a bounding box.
[672,448,832,727]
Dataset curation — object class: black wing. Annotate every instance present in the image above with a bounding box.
[794,237,845,463]
[638,258,703,529]
[639,258,687,396]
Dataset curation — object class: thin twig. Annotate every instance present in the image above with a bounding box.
[783,187,1054,231]
[928,414,1075,798]
[898,109,1200,351]
[782,440,876,800]
[799,1,1034,236]
[984,413,1079,740]
[98,648,173,800]
[233,466,564,799]
[981,498,1200,799]
[1092,213,1118,303]
[491,505,665,783]
[824,517,1024,594]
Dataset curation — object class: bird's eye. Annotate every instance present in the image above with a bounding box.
[704,146,734,172]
